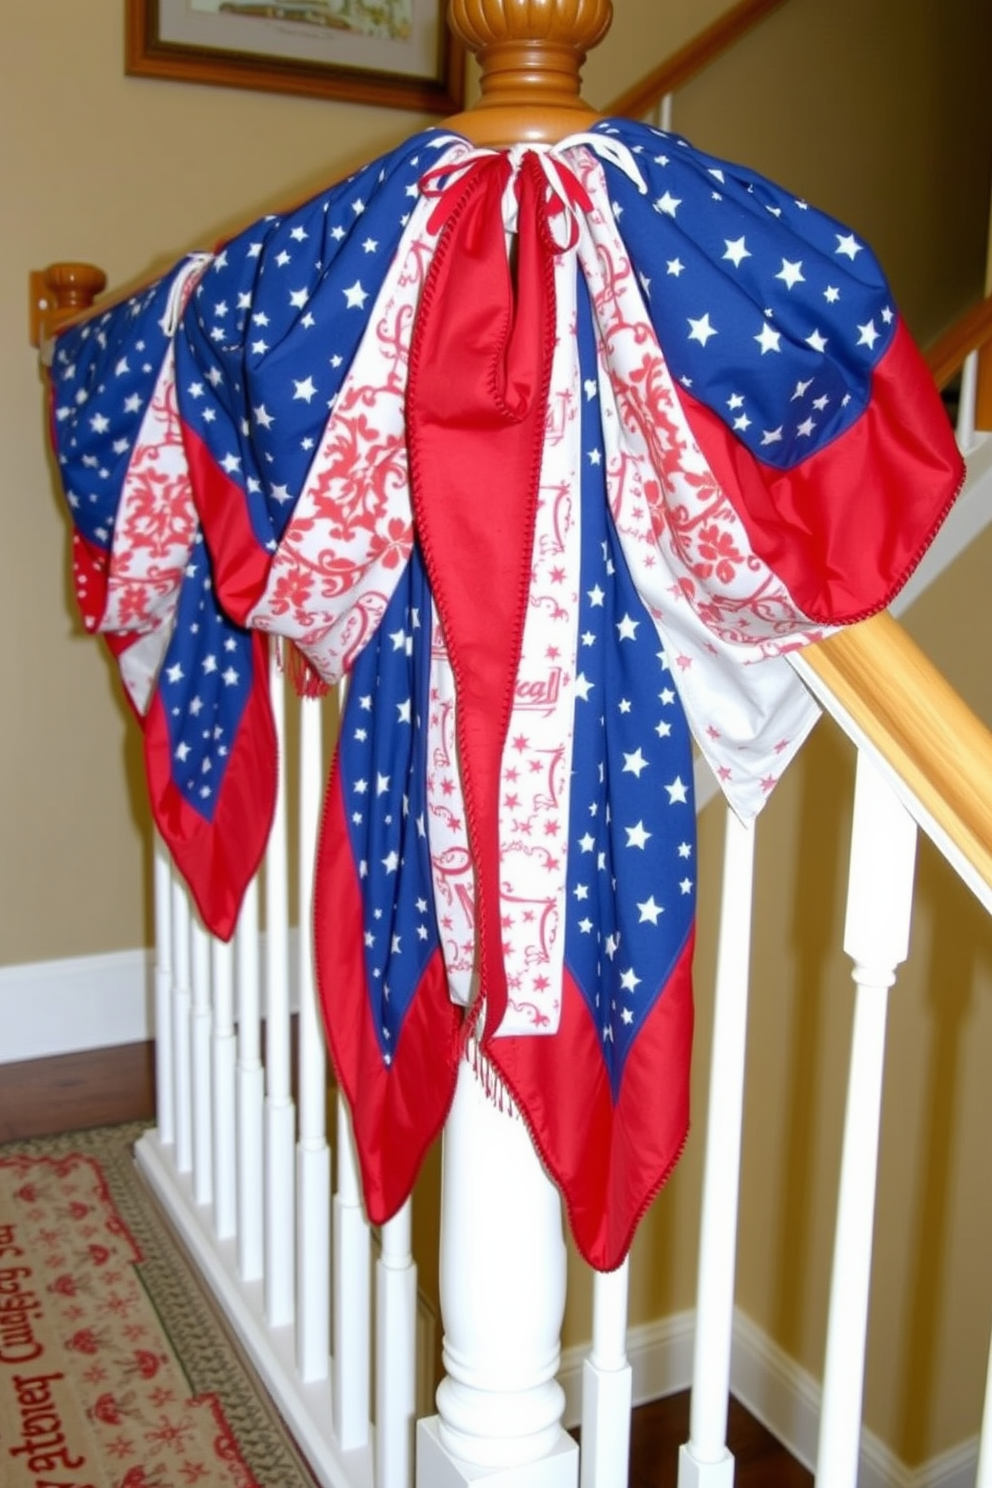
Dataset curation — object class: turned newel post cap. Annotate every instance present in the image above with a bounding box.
[44,262,108,314]
[445,0,613,142]
[31,262,107,352]
[449,0,613,55]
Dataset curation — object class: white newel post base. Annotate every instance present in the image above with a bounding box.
[416,1057,578,1488]
[417,1417,579,1488]
[676,1444,735,1488]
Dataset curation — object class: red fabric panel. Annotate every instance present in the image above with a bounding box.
[489,933,695,1273]
[677,321,964,624]
[314,764,461,1222]
[183,424,273,626]
[408,153,558,1042]
[143,631,277,941]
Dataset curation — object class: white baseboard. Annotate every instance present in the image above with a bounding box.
[0,933,301,1065]
[730,1306,980,1487]
[916,1438,983,1488]
[0,948,154,1062]
[560,1302,978,1487]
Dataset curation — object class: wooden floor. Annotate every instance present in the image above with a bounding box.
[0,1041,812,1487]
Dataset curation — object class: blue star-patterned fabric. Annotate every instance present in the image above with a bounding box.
[48,262,199,632]
[599,118,894,468]
[564,284,696,1100]
[314,544,460,1221]
[486,278,697,1270]
[592,118,962,624]
[49,260,277,941]
[177,129,459,622]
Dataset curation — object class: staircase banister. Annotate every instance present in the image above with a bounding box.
[925,291,992,390]
[604,0,788,121]
[797,612,992,902]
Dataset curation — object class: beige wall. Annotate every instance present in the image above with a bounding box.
[3,0,992,1470]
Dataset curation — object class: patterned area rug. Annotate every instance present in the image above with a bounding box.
[0,1122,316,1487]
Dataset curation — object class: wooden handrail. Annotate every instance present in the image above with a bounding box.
[796,291,992,899]
[925,290,992,432]
[925,291,992,390]
[802,614,992,897]
[604,0,788,122]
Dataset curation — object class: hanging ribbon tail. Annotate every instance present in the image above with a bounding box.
[408,151,558,1042]
[144,623,277,943]
[483,282,697,1272]
[314,548,461,1223]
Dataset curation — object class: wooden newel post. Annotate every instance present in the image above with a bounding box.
[444,0,612,144]
[414,6,612,1484]
[32,262,107,349]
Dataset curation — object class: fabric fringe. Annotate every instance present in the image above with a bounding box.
[278,638,332,699]
[465,1036,519,1120]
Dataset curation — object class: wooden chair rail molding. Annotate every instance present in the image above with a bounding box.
[604,0,789,122]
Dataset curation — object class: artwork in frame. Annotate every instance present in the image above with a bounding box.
[125,0,466,114]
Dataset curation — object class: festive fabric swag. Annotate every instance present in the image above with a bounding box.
[48,121,962,1272]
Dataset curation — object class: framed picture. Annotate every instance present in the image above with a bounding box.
[125,0,466,114]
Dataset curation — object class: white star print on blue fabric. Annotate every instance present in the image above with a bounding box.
[177,131,456,555]
[160,534,255,822]
[50,262,197,557]
[597,118,895,471]
[338,544,441,1061]
[564,282,696,1099]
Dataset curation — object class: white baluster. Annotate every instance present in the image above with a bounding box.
[417,1057,579,1487]
[212,934,237,1240]
[153,840,175,1146]
[376,1203,417,1488]
[976,1322,992,1488]
[172,879,193,1175]
[580,1262,632,1488]
[265,650,296,1329]
[333,1092,371,1451]
[296,692,331,1383]
[956,348,979,451]
[815,751,917,1487]
[190,916,214,1206]
[237,877,265,1283]
[657,91,674,132]
[679,809,755,1488]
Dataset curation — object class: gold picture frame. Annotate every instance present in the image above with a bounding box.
[126,0,466,114]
